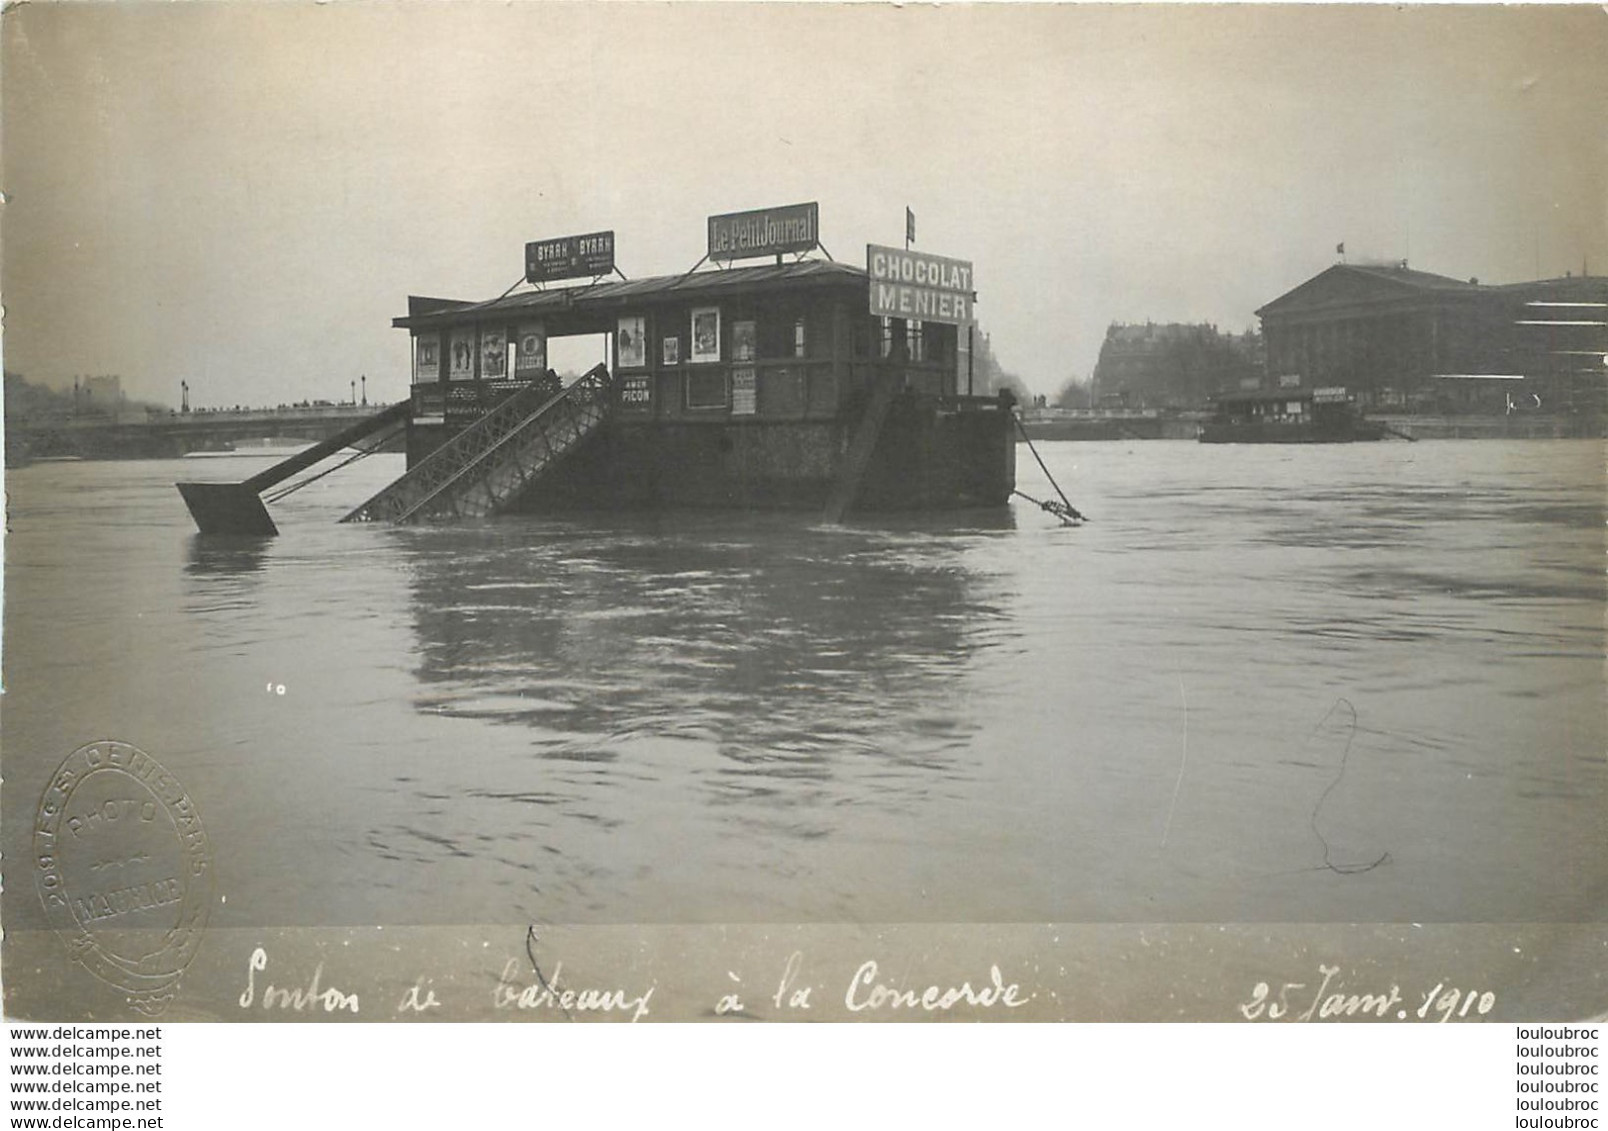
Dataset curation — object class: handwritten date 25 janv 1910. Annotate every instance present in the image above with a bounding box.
[1240,965,1497,1023]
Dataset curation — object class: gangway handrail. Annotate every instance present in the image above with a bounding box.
[386,388,551,520]
[389,377,593,522]
[342,364,611,525]
[384,365,607,523]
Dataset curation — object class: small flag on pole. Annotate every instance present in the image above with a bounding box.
[906,207,916,247]
[1336,242,1345,255]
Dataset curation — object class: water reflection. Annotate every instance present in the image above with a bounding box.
[383,512,1019,914]
[5,445,1603,928]
[185,534,273,577]
[404,513,1011,768]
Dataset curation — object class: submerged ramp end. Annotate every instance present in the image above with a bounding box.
[176,482,280,536]
[175,400,411,535]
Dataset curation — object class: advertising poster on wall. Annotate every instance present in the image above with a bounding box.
[662,336,680,366]
[480,326,507,379]
[691,307,720,363]
[731,320,756,363]
[618,316,646,369]
[414,334,440,384]
[514,323,547,376]
[449,328,476,381]
[732,366,757,415]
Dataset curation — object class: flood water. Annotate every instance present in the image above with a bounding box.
[3,439,1604,930]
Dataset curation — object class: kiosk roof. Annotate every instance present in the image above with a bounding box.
[395,259,868,329]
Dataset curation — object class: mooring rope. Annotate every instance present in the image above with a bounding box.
[1011,488,1082,526]
[1011,411,1087,525]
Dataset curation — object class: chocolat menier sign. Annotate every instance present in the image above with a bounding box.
[866,244,974,326]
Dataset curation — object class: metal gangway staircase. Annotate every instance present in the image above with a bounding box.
[342,363,612,525]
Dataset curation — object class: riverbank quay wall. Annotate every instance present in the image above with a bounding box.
[393,260,1014,512]
[1373,412,1607,440]
[1019,409,1601,442]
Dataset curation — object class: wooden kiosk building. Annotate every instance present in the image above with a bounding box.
[354,206,1012,523]
[179,204,1015,534]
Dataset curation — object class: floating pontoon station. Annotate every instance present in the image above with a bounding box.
[179,202,1018,535]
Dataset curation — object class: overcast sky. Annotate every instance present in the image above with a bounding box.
[4,3,1604,407]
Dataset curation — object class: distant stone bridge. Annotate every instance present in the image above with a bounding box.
[9,402,404,461]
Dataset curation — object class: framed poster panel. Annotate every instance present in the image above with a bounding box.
[617,316,646,369]
[413,333,441,385]
[449,328,476,381]
[691,306,720,363]
[731,320,756,363]
[480,326,508,379]
[662,336,680,366]
[514,323,548,377]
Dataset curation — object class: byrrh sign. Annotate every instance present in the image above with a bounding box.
[867,244,974,325]
[525,231,616,284]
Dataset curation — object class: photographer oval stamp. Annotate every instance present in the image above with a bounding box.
[34,740,214,1014]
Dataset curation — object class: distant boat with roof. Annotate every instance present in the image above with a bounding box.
[1198,385,1387,443]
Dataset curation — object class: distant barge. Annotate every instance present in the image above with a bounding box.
[179,204,1016,535]
[1199,386,1386,443]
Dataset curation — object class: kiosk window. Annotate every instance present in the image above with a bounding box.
[686,370,728,409]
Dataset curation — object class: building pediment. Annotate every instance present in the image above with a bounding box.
[1257,264,1478,319]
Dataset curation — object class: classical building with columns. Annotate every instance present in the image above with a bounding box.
[1255,263,1606,416]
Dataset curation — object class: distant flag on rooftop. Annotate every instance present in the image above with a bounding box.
[906,206,916,248]
[1336,241,1346,257]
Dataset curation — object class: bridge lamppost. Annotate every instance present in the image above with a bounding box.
[181,380,190,414]
[350,380,356,405]
[361,375,367,406]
